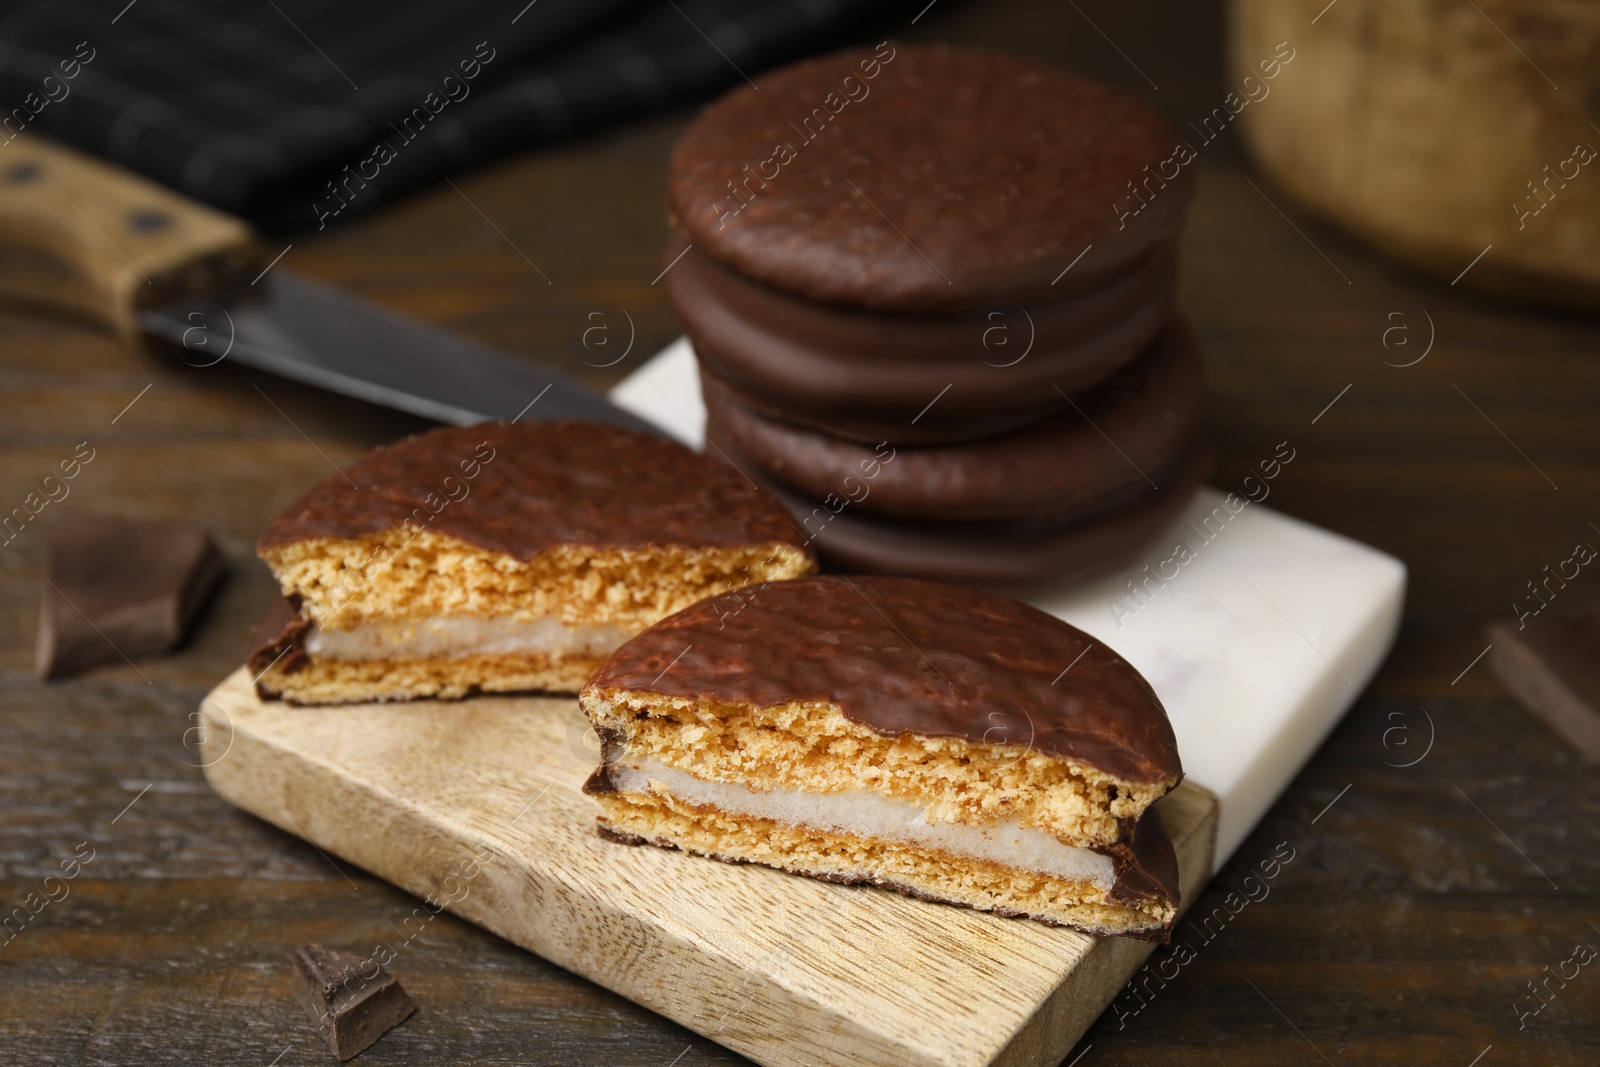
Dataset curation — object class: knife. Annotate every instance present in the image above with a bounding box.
[0,133,660,433]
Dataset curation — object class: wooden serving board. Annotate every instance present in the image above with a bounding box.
[199,668,1217,1067]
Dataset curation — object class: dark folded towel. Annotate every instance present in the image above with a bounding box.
[0,0,904,232]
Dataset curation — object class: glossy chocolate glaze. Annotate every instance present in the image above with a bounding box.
[1099,807,1181,913]
[587,574,1182,785]
[257,421,810,560]
[247,594,311,695]
[670,44,1195,313]
[700,320,1205,519]
[696,367,1060,447]
[706,415,1213,590]
[667,232,1177,438]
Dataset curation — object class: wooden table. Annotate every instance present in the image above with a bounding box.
[3,2,1597,1064]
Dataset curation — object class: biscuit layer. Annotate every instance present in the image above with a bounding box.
[609,756,1118,887]
[255,650,601,705]
[592,789,1174,938]
[585,690,1167,849]
[263,531,812,633]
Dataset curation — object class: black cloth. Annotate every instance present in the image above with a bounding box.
[0,0,906,233]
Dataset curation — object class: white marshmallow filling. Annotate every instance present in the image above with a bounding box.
[303,616,630,662]
[610,755,1118,893]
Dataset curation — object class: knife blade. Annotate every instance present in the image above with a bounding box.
[0,133,659,435]
[137,271,661,432]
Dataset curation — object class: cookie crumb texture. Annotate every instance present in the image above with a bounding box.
[585,690,1177,937]
[586,690,1168,847]
[266,532,806,634]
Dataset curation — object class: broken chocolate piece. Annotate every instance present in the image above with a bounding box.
[35,509,226,679]
[290,943,416,1061]
[1488,605,1600,764]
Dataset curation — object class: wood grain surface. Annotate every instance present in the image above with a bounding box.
[196,669,1216,1067]
[2,1,1598,1065]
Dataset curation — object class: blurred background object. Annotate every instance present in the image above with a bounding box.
[0,0,910,233]
[1231,0,1600,310]
[1488,602,1600,765]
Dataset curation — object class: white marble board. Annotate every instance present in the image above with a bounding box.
[610,339,1408,866]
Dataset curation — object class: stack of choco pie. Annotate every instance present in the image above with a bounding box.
[665,43,1209,589]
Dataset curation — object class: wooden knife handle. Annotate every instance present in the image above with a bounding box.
[0,134,260,341]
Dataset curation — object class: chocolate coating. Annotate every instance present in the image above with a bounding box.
[588,573,1182,786]
[700,320,1205,519]
[247,595,310,692]
[669,232,1177,440]
[257,421,809,560]
[708,417,1213,589]
[1098,807,1180,917]
[670,44,1195,313]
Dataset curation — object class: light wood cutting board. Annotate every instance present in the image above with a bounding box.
[197,338,1401,1064]
[198,667,1217,1067]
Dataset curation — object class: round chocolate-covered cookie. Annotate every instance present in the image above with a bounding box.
[701,321,1205,520]
[669,235,1178,441]
[709,422,1214,589]
[669,43,1195,313]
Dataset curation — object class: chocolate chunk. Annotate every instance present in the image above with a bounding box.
[1488,604,1600,763]
[291,943,416,1061]
[35,509,226,679]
